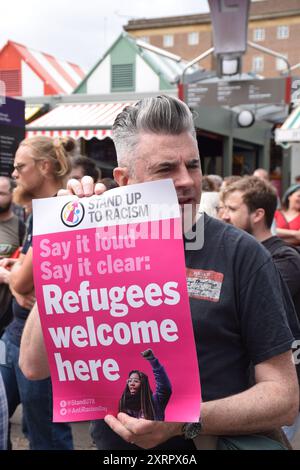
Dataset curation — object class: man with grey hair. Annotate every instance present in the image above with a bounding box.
[20,95,298,450]
[111,96,200,228]
[113,95,196,167]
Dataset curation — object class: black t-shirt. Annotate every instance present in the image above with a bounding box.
[262,236,300,325]
[6,215,33,346]
[185,215,294,402]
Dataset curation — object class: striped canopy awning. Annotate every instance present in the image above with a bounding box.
[11,40,85,95]
[275,105,300,144]
[26,101,134,140]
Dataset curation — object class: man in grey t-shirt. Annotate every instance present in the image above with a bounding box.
[0,176,25,330]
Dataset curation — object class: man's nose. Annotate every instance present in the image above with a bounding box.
[221,207,230,222]
[175,165,194,188]
[11,168,18,179]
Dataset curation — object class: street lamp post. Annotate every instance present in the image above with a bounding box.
[178,47,215,100]
[208,0,250,77]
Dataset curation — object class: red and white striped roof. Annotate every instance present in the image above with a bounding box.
[9,41,85,94]
[26,101,134,140]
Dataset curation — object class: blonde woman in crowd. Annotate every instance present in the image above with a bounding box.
[0,137,74,450]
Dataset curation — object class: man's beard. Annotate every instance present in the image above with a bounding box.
[243,220,253,235]
[13,185,34,206]
[0,201,12,214]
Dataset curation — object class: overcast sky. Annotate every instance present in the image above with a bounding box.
[0,0,209,71]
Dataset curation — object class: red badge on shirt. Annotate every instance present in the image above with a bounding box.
[186,268,224,302]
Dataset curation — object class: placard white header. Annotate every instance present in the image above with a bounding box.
[33,179,180,236]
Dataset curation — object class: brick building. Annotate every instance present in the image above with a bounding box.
[124,0,300,78]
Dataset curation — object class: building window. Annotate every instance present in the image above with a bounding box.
[188,32,199,46]
[277,25,289,39]
[139,36,149,44]
[163,34,174,48]
[0,70,21,96]
[253,28,265,41]
[276,55,288,71]
[111,63,135,92]
[252,56,264,73]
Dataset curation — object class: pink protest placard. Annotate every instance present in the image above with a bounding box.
[32,179,201,423]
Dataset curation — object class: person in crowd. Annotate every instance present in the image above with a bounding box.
[119,349,172,422]
[252,168,279,234]
[202,176,216,192]
[253,168,269,181]
[0,177,25,334]
[20,96,299,450]
[0,372,8,450]
[5,173,26,224]
[220,177,300,318]
[98,177,119,190]
[274,184,300,246]
[217,176,242,219]
[294,175,300,184]
[207,174,223,191]
[70,155,101,183]
[199,176,220,218]
[0,177,25,258]
[220,175,242,191]
[220,175,300,441]
[0,136,74,450]
[11,201,26,225]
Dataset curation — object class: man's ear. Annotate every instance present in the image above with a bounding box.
[253,208,265,224]
[38,159,51,177]
[113,167,129,186]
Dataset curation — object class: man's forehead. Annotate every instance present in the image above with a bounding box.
[138,133,199,158]
[225,190,245,204]
[15,145,31,160]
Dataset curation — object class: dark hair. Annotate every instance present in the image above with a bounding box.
[71,156,101,183]
[119,370,155,420]
[281,184,300,210]
[222,176,277,229]
[99,177,119,190]
[202,176,217,192]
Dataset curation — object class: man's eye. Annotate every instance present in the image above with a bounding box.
[157,167,171,172]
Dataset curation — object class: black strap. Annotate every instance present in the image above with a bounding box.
[18,218,26,246]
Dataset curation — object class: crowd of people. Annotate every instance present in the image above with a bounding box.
[0,95,300,451]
